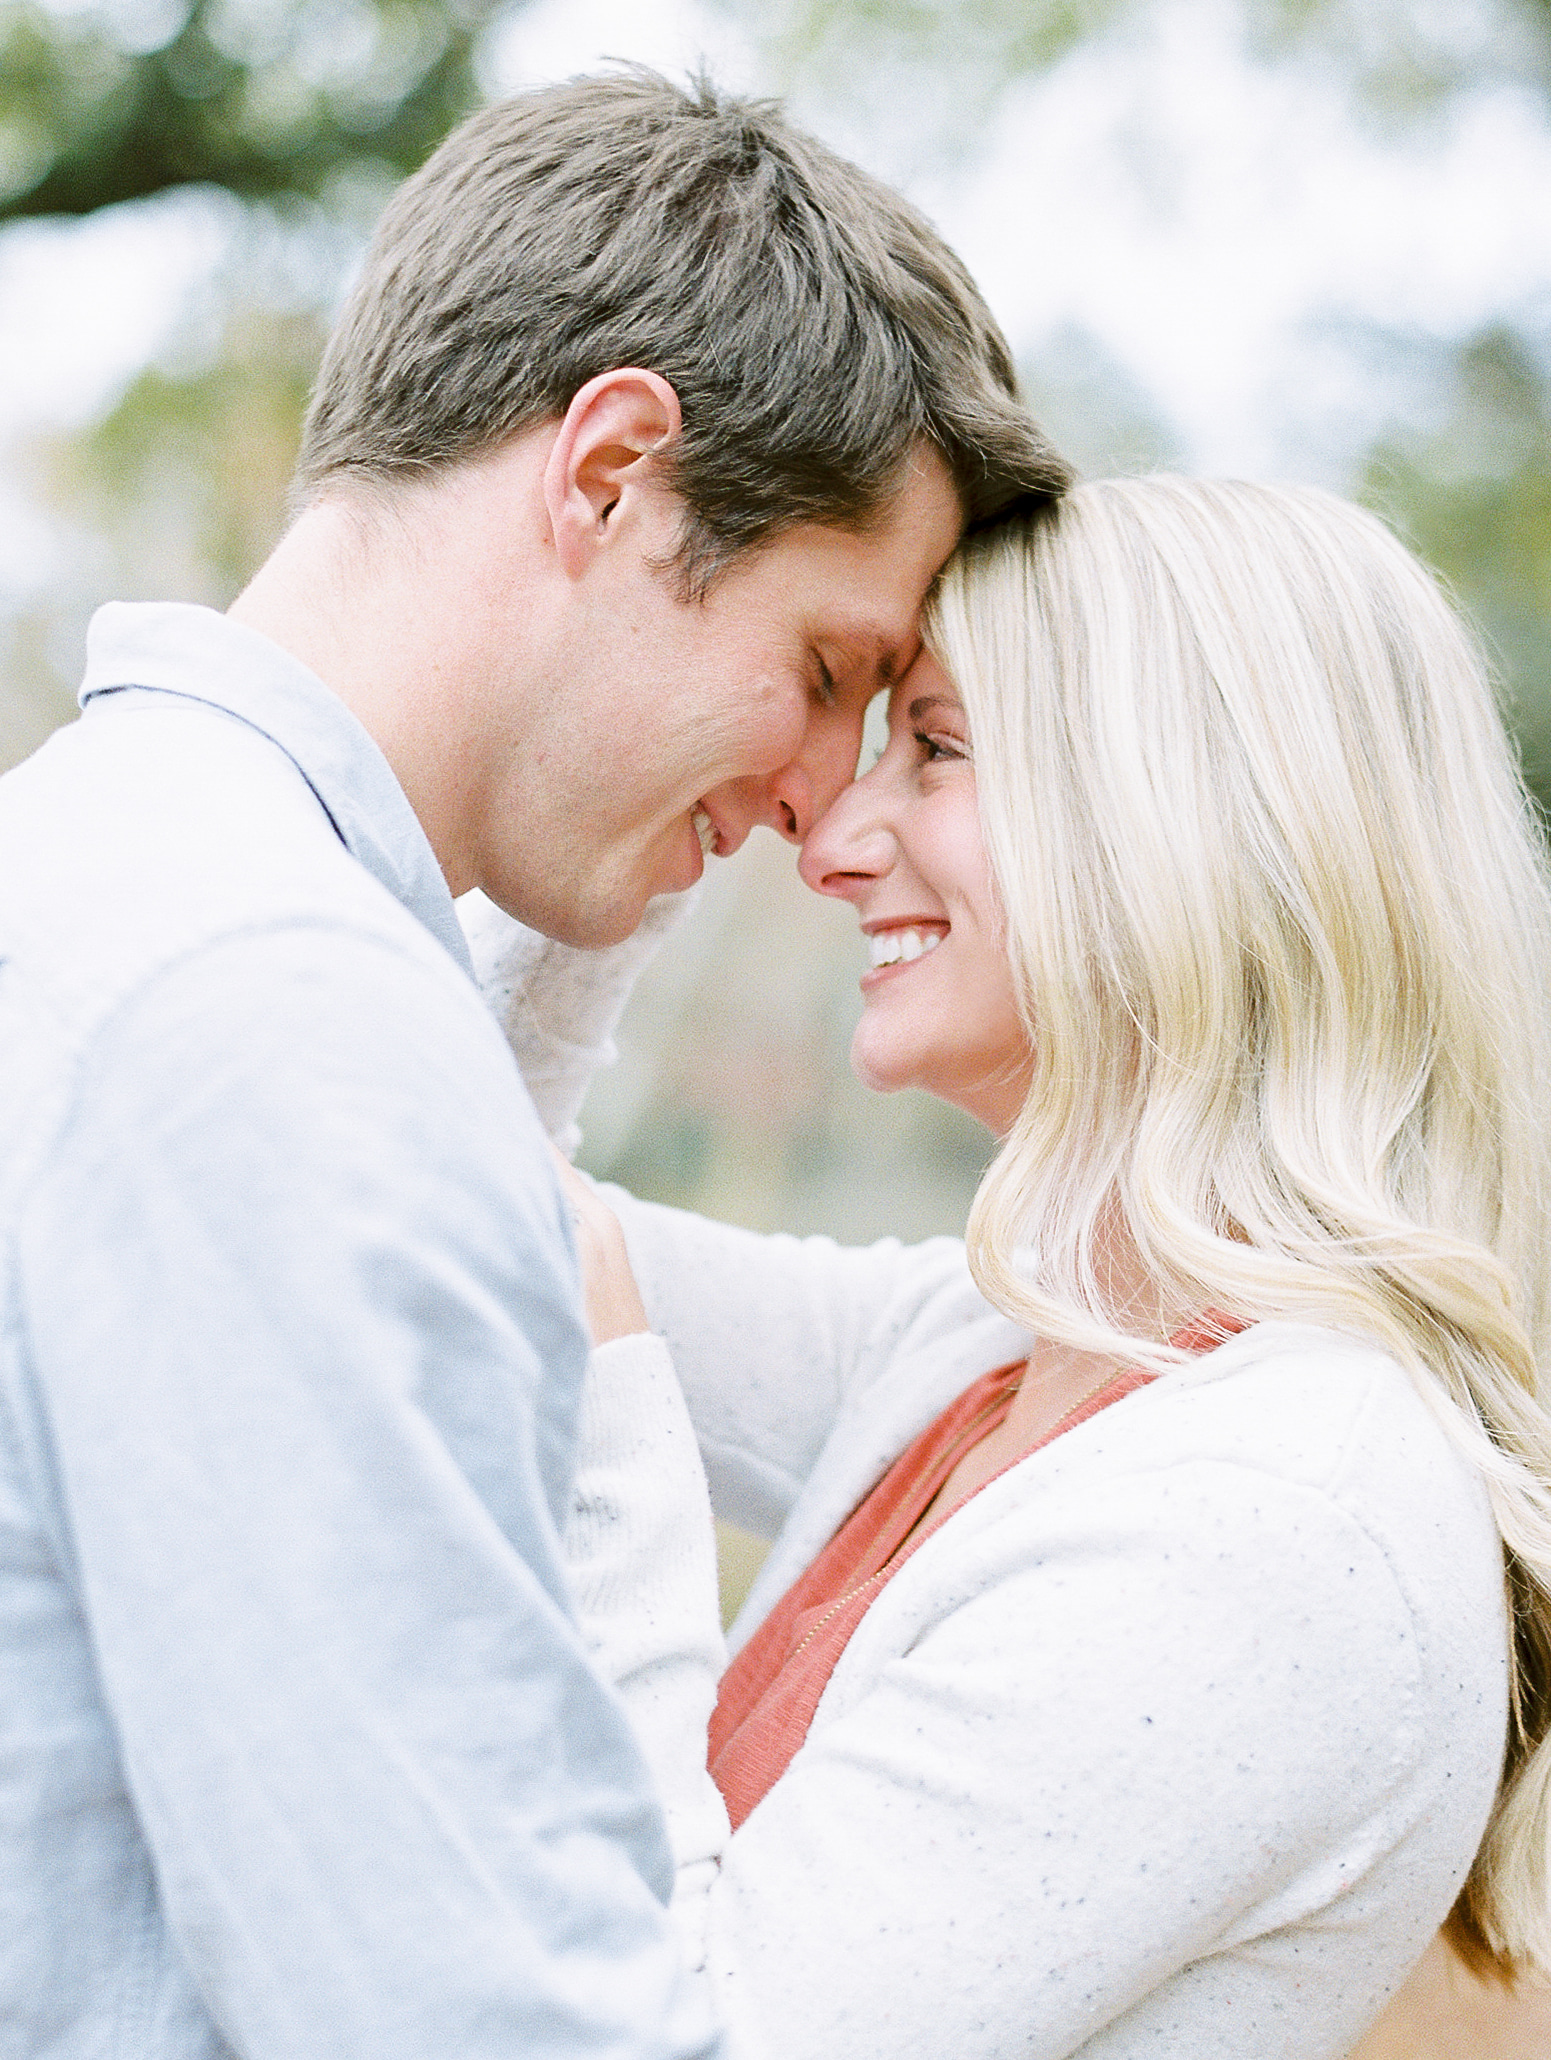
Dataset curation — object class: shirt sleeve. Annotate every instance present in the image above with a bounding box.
[15,923,719,2060]
[604,1190,990,1539]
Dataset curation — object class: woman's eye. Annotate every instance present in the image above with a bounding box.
[914,729,970,764]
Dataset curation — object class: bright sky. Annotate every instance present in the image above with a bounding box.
[1,0,1547,586]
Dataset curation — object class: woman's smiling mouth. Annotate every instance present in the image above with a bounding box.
[866,923,947,970]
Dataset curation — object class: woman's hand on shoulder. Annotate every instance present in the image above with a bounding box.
[549,1145,651,1346]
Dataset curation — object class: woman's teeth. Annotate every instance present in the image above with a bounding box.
[692,807,717,858]
[868,927,942,969]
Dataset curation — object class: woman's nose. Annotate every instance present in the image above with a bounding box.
[798,773,894,900]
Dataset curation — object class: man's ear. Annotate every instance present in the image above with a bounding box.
[544,368,683,579]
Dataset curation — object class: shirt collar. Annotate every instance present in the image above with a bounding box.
[80,601,474,978]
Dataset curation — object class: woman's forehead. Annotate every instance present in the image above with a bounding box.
[889,647,962,718]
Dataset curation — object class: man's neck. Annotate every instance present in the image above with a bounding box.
[229,490,528,900]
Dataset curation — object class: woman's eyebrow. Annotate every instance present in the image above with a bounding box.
[907,692,960,723]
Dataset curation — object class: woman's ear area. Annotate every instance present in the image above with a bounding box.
[543,368,684,580]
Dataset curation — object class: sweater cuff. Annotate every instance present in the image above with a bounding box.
[563,1332,731,1899]
[460,887,700,1156]
[566,1332,714,1567]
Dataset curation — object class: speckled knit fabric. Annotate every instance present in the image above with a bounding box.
[710,1359,1153,1827]
[566,1201,1512,2060]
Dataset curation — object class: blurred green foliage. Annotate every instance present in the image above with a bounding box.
[4,293,326,763]
[9,0,1544,235]
[1359,324,1551,807]
[750,0,1104,85]
[753,0,1551,112]
[0,0,502,220]
[40,301,320,593]
[1235,0,1551,114]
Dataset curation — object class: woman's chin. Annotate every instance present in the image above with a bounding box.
[849,1029,1027,1137]
[849,1031,957,1110]
[849,1029,916,1099]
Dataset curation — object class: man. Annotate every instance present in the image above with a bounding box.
[0,71,1066,2058]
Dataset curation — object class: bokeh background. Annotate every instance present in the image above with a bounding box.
[3,0,1549,1255]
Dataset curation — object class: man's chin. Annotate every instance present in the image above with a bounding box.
[578,903,652,949]
[531,905,646,950]
[479,840,697,948]
[500,888,654,951]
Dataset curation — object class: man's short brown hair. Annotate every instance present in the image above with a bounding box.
[295,70,1070,589]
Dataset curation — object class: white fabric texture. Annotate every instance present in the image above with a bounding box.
[568,1200,1509,2060]
[459,887,699,1158]
[563,1334,732,1968]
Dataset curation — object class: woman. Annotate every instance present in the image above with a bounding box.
[475,477,1551,2056]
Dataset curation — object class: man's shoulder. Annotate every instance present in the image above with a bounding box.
[0,690,448,1027]
[0,695,496,1209]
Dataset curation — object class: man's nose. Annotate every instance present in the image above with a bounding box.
[765,765,815,843]
[766,708,867,844]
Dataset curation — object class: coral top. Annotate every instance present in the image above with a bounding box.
[708,1316,1243,1831]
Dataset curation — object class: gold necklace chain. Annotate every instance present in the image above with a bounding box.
[788,1566,893,1663]
[786,1392,1013,1664]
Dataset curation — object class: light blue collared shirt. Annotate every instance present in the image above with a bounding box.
[0,604,715,2059]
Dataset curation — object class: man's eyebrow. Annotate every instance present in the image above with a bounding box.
[827,628,915,688]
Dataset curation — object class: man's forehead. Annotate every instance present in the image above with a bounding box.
[798,451,959,621]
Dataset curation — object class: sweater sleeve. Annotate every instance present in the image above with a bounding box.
[458,886,699,1158]
[605,1191,994,1539]
[562,1334,733,1974]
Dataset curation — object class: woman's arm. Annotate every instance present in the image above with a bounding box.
[607,1190,990,1539]
[563,1331,732,1921]
[463,888,1012,1535]
[459,886,698,1158]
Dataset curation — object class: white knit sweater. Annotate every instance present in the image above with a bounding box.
[464,896,1511,2060]
[567,1200,1508,2060]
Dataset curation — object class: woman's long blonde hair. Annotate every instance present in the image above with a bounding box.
[926,476,1551,1977]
